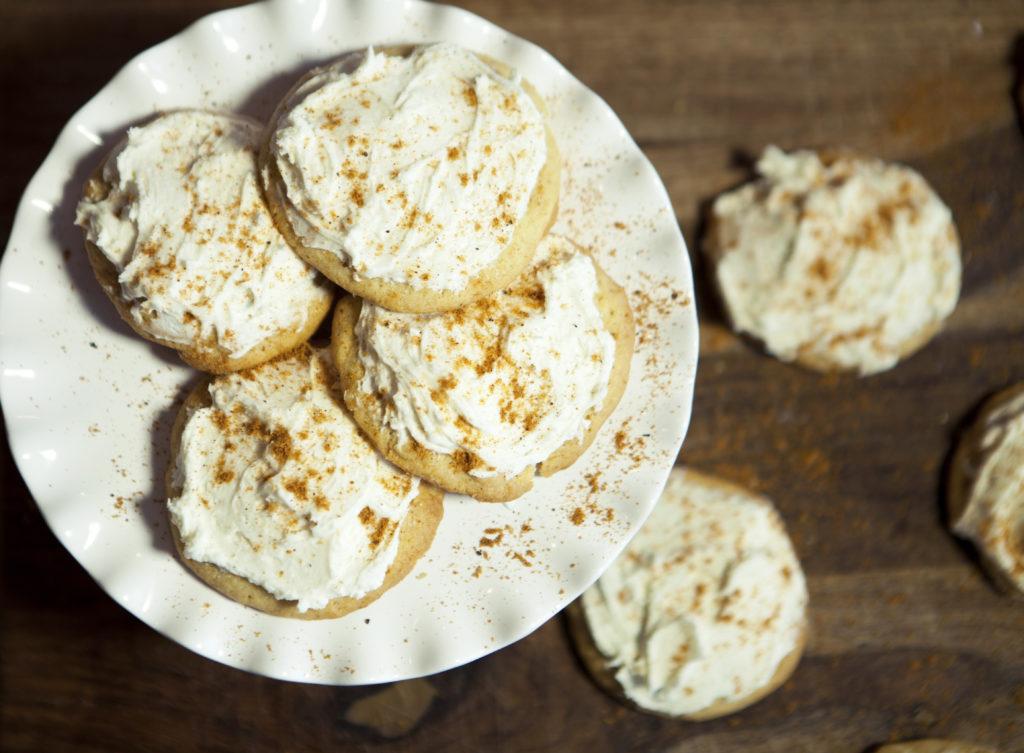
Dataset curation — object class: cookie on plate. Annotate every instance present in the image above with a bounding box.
[703,145,961,376]
[76,109,334,373]
[948,382,1024,598]
[165,344,444,619]
[260,42,560,313]
[566,467,808,719]
[331,234,633,502]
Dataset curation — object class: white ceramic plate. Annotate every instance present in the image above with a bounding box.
[0,0,697,684]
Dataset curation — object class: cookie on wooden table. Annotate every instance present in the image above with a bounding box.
[948,382,1024,599]
[566,467,808,719]
[260,42,560,313]
[76,109,334,373]
[331,234,633,502]
[702,145,961,376]
[165,344,444,619]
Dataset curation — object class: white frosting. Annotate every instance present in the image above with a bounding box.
[354,235,615,479]
[76,109,328,358]
[268,43,548,292]
[709,145,961,375]
[580,467,808,717]
[166,347,421,612]
[952,388,1024,591]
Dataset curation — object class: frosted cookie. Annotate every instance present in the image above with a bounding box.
[875,740,1002,753]
[331,234,633,502]
[567,467,808,719]
[76,109,334,373]
[260,42,560,313]
[165,344,444,619]
[703,145,961,376]
[948,382,1024,598]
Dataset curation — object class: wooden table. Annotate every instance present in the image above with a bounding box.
[3,1,1024,750]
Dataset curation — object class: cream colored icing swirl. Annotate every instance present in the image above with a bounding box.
[580,467,808,716]
[709,145,961,375]
[75,109,328,357]
[952,388,1024,591]
[354,235,614,479]
[268,42,548,291]
[167,347,421,612]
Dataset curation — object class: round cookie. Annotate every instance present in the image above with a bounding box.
[702,145,961,376]
[948,382,1024,598]
[165,344,444,619]
[875,740,1002,753]
[259,42,560,313]
[76,109,334,374]
[566,467,809,719]
[331,234,634,502]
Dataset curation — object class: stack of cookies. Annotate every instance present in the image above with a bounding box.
[75,42,635,618]
[260,43,634,503]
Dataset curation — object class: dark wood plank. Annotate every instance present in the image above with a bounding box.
[3,1,1024,751]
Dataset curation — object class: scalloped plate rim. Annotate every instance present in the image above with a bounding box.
[0,0,698,685]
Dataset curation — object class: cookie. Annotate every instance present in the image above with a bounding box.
[567,467,808,719]
[260,42,560,313]
[331,234,633,502]
[165,344,444,619]
[703,145,961,376]
[76,109,334,373]
[948,382,1024,598]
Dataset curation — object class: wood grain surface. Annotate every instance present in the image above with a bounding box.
[3,1,1024,751]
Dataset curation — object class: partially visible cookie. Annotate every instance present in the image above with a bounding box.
[165,344,444,619]
[260,42,560,313]
[875,740,1002,753]
[948,382,1024,598]
[331,234,633,502]
[76,109,334,373]
[567,467,808,719]
[703,145,961,376]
